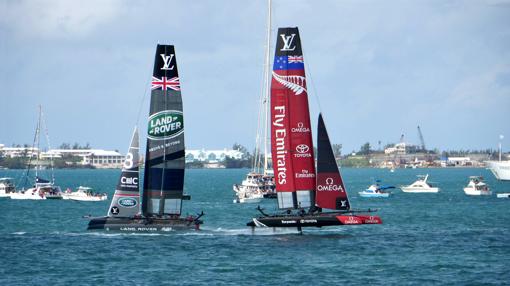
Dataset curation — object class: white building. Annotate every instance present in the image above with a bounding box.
[43,149,124,168]
[1,145,124,168]
[80,150,124,168]
[447,157,473,166]
[185,149,244,163]
[0,146,40,158]
[384,142,418,155]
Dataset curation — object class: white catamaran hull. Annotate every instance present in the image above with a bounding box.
[10,190,46,200]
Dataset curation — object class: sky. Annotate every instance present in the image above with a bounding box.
[1,0,509,154]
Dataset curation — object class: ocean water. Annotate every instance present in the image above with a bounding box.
[0,168,509,285]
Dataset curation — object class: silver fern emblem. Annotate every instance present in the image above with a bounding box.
[272,71,307,95]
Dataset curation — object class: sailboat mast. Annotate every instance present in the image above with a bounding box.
[35,105,41,179]
[263,0,272,174]
[40,107,55,184]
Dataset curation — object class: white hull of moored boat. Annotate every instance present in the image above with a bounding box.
[401,187,439,193]
[233,197,263,204]
[358,191,390,198]
[463,188,492,196]
[497,193,510,198]
[486,161,510,181]
[10,191,46,200]
[62,194,107,201]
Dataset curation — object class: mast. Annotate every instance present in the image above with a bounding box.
[271,27,316,209]
[108,127,140,217]
[40,107,55,184]
[35,105,41,179]
[142,45,186,217]
[316,114,350,210]
[499,135,504,162]
[263,0,272,175]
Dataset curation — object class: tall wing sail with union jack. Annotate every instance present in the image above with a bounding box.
[142,45,187,217]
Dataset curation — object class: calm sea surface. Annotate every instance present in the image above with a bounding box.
[0,168,509,285]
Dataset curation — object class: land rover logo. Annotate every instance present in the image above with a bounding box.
[118,198,137,208]
[296,144,309,154]
[147,110,184,140]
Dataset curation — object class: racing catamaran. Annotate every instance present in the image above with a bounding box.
[88,45,203,231]
[247,27,382,231]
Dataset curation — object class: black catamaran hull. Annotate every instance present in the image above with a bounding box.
[88,217,203,232]
[247,213,382,228]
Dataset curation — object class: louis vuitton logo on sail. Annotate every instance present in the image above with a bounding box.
[280,34,296,51]
[160,54,175,70]
[273,106,288,185]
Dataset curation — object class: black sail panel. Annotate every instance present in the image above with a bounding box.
[315,113,350,210]
[108,127,140,217]
[142,45,185,217]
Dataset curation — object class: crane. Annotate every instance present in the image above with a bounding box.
[417,125,426,152]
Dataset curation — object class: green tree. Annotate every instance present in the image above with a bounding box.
[359,142,371,155]
[332,144,342,158]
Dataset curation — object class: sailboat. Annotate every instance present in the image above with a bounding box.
[88,45,203,231]
[233,0,275,203]
[10,105,63,200]
[247,27,382,230]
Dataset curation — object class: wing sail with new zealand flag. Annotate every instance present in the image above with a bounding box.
[271,27,316,210]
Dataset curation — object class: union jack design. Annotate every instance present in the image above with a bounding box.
[288,55,303,63]
[151,76,180,91]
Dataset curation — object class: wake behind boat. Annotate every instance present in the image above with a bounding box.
[247,27,381,231]
[88,45,203,232]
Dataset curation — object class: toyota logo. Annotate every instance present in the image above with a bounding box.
[296,144,309,154]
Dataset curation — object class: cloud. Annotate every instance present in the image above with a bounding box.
[1,0,121,39]
[449,64,510,108]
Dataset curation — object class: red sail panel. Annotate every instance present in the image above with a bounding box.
[271,27,316,196]
[271,85,295,192]
[316,114,350,210]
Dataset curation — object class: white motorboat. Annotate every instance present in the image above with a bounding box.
[497,193,510,198]
[62,186,107,201]
[233,172,266,203]
[401,174,440,193]
[0,177,16,197]
[359,181,394,198]
[463,176,491,196]
[486,160,510,181]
